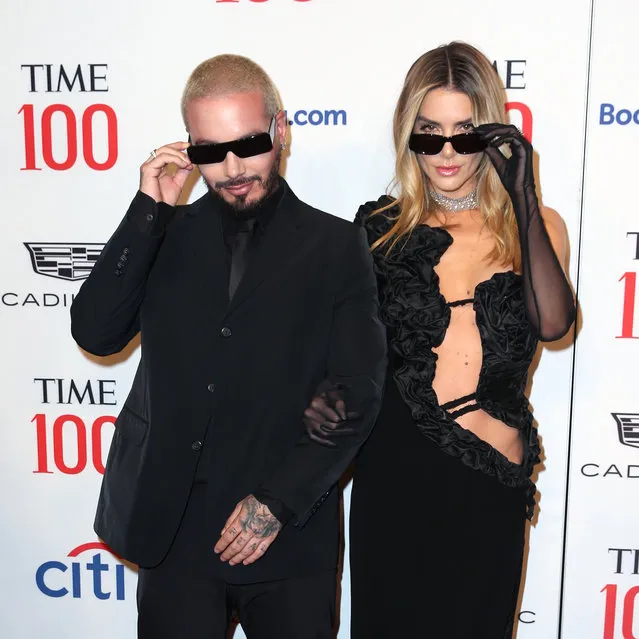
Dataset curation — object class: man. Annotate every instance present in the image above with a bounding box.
[70,54,386,639]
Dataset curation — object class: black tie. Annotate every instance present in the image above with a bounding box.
[228,218,257,301]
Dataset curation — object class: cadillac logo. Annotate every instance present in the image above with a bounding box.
[612,413,639,449]
[24,243,104,281]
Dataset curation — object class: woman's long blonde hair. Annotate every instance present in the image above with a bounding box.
[374,41,520,270]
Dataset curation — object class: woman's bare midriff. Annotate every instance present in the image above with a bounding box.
[427,213,524,465]
[432,304,524,465]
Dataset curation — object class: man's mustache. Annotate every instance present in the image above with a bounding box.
[215,176,261,189]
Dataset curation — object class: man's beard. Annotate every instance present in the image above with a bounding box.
[205,149,281,214]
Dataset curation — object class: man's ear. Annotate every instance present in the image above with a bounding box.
[274,110,288,149]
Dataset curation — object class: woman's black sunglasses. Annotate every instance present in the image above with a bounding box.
[187,118,275,165]
[408,132,487,155]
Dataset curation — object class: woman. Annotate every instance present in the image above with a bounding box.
[306,41,575,637]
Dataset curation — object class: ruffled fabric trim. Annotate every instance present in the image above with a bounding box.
[356,197,541,519]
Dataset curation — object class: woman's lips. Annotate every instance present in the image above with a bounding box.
[436,165,461,177]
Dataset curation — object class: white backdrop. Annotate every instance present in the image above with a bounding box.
[0,0,635,637]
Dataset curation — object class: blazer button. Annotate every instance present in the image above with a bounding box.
[220,327,232,338]
[207,383,216,393]
[191,440,202,451]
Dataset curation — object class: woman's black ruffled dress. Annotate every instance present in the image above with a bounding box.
[350,199,542,639]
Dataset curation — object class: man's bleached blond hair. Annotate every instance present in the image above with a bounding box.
[181,54,281,124]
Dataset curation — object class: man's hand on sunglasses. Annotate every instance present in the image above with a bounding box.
[139,141,194,207]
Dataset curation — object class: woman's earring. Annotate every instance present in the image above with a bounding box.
[281,142,287,150]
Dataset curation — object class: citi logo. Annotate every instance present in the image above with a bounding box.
[35,542,127,600]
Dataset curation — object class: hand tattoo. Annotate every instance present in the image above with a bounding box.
[240,496,282,538]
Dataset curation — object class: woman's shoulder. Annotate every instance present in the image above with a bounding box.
[354,194,399,237]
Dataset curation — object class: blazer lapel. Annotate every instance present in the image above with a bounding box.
[225,181,306,316]
[182,192,228,312]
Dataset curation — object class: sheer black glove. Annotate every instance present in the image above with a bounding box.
[475,123,575,341]
[475,123,536,202]
[303,381,361,447]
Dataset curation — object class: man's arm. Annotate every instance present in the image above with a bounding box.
[70,192,173,356]
[71,141,193,356]
[214,224,387,566]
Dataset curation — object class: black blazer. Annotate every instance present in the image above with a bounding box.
[70,180,386,583]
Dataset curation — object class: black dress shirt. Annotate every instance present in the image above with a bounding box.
[219,179,284,288]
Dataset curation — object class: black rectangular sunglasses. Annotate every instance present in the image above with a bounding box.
[408,132,487,155]
[187,118,275,165]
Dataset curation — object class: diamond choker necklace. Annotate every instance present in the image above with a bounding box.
[429,188,479,213]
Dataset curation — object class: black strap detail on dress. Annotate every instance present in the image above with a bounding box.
[440,392,477,410]
[440,392,480,419]
[447,298,474,308]
[448,403,481,419]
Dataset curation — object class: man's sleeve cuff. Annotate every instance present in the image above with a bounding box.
[252,490,294,526]
[125,191,175,237]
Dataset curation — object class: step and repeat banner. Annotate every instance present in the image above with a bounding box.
[561,1,639,637]
[0,0,636,637]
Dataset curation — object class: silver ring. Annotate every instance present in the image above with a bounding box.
[150,149,157,159]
